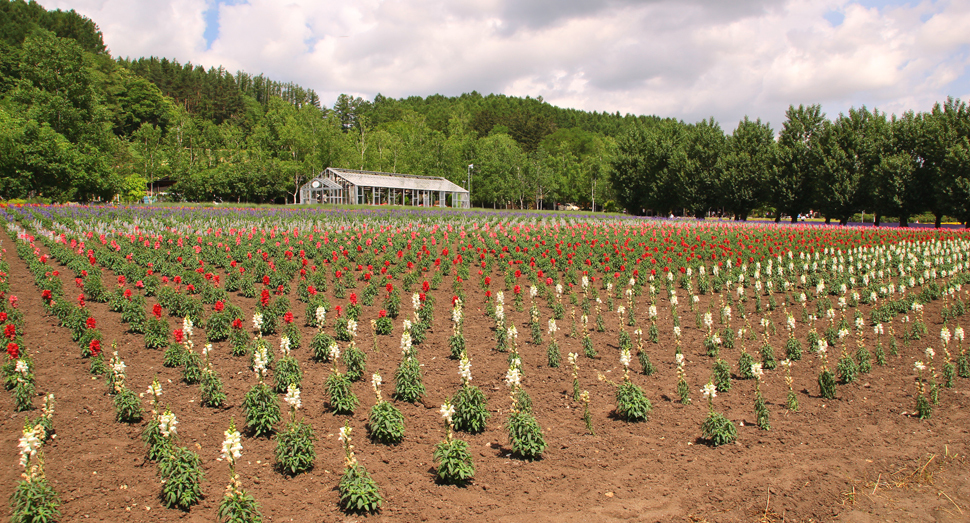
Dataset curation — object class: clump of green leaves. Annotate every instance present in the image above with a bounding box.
[337,424,382,514]
[504,363,546,460]
[325,343,359,415]
[10,418,60,523]
[700,382,736,446]
[434,402,475,485]
[276,386,316,476]
[712,359,732,392]
[367,374,404,444]
[159,445,205,510]
[217,418,263,523]
[242,361,281,437]
[342,342,367,382]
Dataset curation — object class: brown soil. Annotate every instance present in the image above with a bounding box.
[2,227,970,523]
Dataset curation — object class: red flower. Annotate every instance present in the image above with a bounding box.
[283,311,294,324]
[484,276,491,286]
[78,294,86,307]
[386,283,393,294]
[89,339,102,357]
[187,284,196,293]
[135,280,144,288]
[173,276,182,284]
[86,317,96,330]
[260,289,270,307]
[75,278,83,288]
[419,292,427,302]
[232,318,243,329]
[335,305,343,317]
[173,329,184,343]
[123,289,132,299]
[41,289,52,301]
[451,295,460,306]
[513,285,521,295]
[307,285,317,296]
[276,284,285,296]
[6,342,18,360]
[422,281,430,292]
[514,269,522,278]
[117,275,126,286]
[214,301,225,312]
[485,290,492,298]
[152,303,162,318]
[4,324,15,340]
[378,309,387,318]
[350,293,358,306]
[0,312,6,322]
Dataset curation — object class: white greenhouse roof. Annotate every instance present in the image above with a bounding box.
[328,168,468,193]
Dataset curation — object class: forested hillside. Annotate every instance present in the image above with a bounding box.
[0,0,968,226]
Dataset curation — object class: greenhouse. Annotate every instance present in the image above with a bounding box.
[299,168,469,207]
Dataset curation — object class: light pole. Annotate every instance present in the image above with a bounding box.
[466,164,473,208]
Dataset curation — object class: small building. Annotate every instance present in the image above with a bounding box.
[299,168,469,208]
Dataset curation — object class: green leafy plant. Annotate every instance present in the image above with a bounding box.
[713,359,732,392]
[217,418,263,523]
[276,386,316,475]
[159,445,204,510]
[367,374,405,444]
[451,356,489,433]
[325,343,359,414]
[342,342,367,382]
[700,382,737,446]
[200,367,227,408]
[503,363,546,460]
[337,424,382,513]
[242,357,281,437]
[433,402,475,485]
[10,420,60,523]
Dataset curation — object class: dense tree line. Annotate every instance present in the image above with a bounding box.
[612,102,970,227]
[2,0,968,226]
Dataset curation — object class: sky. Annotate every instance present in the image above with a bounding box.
[37,0,970,131]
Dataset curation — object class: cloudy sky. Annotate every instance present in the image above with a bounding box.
[38,0,970,130]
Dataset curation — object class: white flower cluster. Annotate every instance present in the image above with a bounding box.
[495,304,505,321]
[328,342,341,362]
[507,325,518,340]
[458,356,472,383]
[619,348,632,368]
[338,425,352,445]
[146,379,163,398]
[702,382,717,400]
[315,306,327,328]
[400,331,412,354]
[529,286,538,299]
[567,352,578,367]
[914,360,927,372]
[452,306,462,324]
[547,318,558,334]
[284,384,301,410]
[751,363,764,380]
[439,402,455,424]
[18,424,44,468]
[252,311,263,331]
[158,410,178,438]
[279,336,291,355]
[347,319,358,339]
[183,317,194,338]
[221,426,242,462]
[504,366,521,389]
[253,345,268,376]
[411,292,421,310]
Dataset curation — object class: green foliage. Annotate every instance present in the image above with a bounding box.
[582,335,596,358]
[242,383,280,437]
[713,359,732,392]
[275,420,316,475]
[368,400,405,444]
[616,380,653,421]
[200,369,226,407]
[338,464,382,514]
[546,340,560,368]
[737,351,755,379]
[9,476,60,523]
[754,392,770,430]
[449,334,465,360]
[218,489,262,523]
[856,346,872,374]
[342,343,367,382]
[273,356,303,393]
[638,349,656,375]
[113,387,143,423]
[162,342,186,367]
[392,356,425,403]
[786,390,799,412]
[158,446,204,510]
[837,354,858,384]
[310,331,335,362]
[451,385,490,434]
[505,410,546,460]
[182,351,202,384]
[759,343,777,370]
[325,373,358,415]
[915,393,932,420]
[433,438,475,485]
[818,370,837,399]
[142,419,171,462]
[785,337,802,361]
[701,411,737,446]
[375,316,392,335]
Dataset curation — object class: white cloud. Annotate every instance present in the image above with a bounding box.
[36,0,970,130]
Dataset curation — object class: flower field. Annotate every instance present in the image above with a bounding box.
[2,205,970,522]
